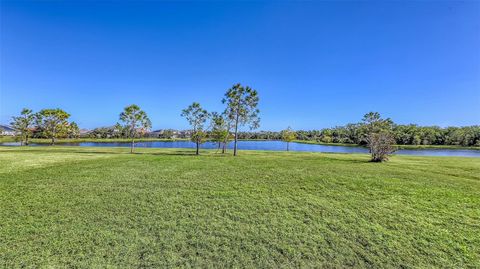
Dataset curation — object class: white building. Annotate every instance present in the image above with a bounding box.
[0,125,16,136]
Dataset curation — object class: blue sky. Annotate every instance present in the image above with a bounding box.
[1,1,479,130]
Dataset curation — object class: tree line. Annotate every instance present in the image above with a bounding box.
[10,108,80,145]
[236,124,480,147]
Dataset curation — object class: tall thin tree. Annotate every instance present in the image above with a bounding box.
[181,102,209,155]
[119,104,151,153]
[210,112,230,153]
[10,108,35,146]
[222,83,260,156]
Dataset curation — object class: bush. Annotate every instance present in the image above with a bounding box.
[368,132,396,162]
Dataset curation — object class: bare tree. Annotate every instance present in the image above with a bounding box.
[369,132,396,162]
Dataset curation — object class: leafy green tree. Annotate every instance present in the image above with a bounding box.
[210,112,230,153]
[35,108,71,145]
[181,102,209,155]
[113,123,125,138]
[119,105,151,153]
[362,112,393,133]
[361,112,395,162]
[222,83,260,156]
[10,108,35,145]
[320,129,333,143]
[281,127,296,151]
[68,122,80,138]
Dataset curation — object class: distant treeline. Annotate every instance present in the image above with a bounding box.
[237,125,480,147]
[85,124,480,147]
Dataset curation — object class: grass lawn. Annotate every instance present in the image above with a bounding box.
[1,147,479,267]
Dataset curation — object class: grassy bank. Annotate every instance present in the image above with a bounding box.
[1,147,479,267]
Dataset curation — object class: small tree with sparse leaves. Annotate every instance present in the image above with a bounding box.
[119,104,151,153]
[222,83,260,156]
[281,127,296,151]
[210,112,231,153]
[10,108,35,145]
[181,102,209,155]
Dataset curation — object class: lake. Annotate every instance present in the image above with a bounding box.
[2,140,480,157]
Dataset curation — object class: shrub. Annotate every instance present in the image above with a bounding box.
[368,132,396,162]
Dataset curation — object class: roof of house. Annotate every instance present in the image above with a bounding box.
[0,125,15,132]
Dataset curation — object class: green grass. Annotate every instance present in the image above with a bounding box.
[1,147,479,267]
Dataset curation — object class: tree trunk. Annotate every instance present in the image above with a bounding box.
[196,141,199,155]
[131,137,135,153]
[233,113,239,156]
[25,135,29,146]
[287,142,289,151]
[222,142,226,154]
[51,137,55,145]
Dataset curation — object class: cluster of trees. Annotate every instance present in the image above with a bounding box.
[236,124,480,147]
[85,83,260,156]
[10,108,79,145]
[87,124,126,139]
[181,83,260,156]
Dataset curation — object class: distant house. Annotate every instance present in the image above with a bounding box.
[147,129,192,139]
[0,125,15,136]
[178,130,192,139]
[148,130,162,138]
[79,129,91,137]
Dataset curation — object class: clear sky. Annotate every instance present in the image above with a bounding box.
[1,1,479,130]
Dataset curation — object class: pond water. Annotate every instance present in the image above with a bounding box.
[2,140,480,157]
